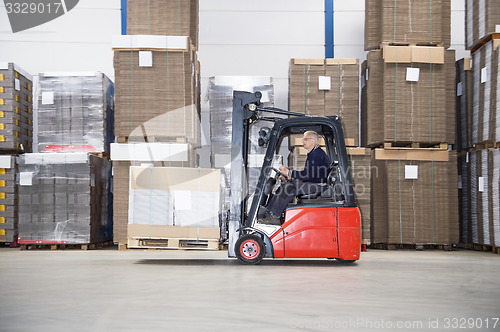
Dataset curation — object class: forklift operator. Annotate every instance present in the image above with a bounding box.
[264,130,331,220]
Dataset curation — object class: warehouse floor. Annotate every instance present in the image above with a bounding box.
[1,248,499,332]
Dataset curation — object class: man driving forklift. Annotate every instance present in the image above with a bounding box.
[259,130,331,223]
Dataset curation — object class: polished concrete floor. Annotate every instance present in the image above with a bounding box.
[1,247,499,332]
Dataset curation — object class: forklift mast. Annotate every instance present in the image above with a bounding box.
[228,91,356,257]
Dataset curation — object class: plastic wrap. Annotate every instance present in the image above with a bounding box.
[208,76,275,211]
[17,153,112,244]
[128,166,221,228]
[35,73,114,154]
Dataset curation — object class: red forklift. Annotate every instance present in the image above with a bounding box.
[229,91,361,264]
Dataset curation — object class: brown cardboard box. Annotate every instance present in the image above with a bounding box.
[127,0,199,48]
[371,149,459,245]
[362,48,456,146]
[465,0,500,50]
[113,36,201,146]
[289,58,359,146]
[470,40,500,145]
[364,0,451,51]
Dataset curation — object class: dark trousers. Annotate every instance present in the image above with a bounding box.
[267,179,325,217]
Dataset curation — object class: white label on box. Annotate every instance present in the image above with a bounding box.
[174,191,191,210]
[481,67,488,83]
[19,172,33,186]
[139,51,153,67]
[457,82,463,97]
[466,152,469,163]
[318,76,331,90]
[406,68,420,82]
[366,68,369,81]
[14,78,20,91]
[0,156,11,168]
[405,165,418,179]
[41,91,54,105]
[496,25,500,32]
[478,177,485,192]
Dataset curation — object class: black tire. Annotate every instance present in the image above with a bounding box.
[336,258,356,264]
[235,234,266,265]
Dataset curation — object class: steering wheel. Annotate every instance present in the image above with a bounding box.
[271,167,290,181]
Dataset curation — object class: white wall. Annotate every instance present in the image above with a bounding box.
[0,0,121,80]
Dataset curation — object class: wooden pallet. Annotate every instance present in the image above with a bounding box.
[471,32,500,54]
[127,237,219,250]
[381,142,448,150]
[19,241,114,251]
[116,136,188,144]
[459,243,500,255]
[370,243,455,251]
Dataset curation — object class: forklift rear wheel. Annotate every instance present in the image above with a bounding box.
[235,234,266,265]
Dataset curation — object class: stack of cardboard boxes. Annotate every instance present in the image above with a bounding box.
[362,0,458,247]
[0,63,33,244]
[288,59,372,245]
[457,2,500,249]
[113,0,220,250]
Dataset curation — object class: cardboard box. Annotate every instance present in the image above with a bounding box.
[362,49,456,146]
[371,150,459,245]
[289,58,359,146]
[128,166,221,228]
[364,0,451,51]
[126,0,199,48]
[113,35,200,146]
[465,0,500,50]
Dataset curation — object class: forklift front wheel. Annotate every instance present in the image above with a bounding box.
[336,258,356,264]
[235,234,266,265]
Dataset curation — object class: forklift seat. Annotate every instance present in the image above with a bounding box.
[296,164,341,203]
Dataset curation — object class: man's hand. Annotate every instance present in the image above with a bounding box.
[279,165,291,180]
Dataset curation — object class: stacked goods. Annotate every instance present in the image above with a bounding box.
[289,59,359,146]
[0,156,17,243]
[464,149,500,247]
[35,72,114,154]
[470,40,500,145]
[126,0,199,48]
[371,149,459,246]
[347,148,372,246]
[17,153,112,245]
[112,34,201,247]
[458,153,471,244]
[362,46,456,146]
[110,143,198,245]
[465,0,500,51]
[208,76,275,213]
[364,0,451,51]
[127,166,220,249]
[455,58,473,151]
[113,35,200,145]
[0,63,33,152]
